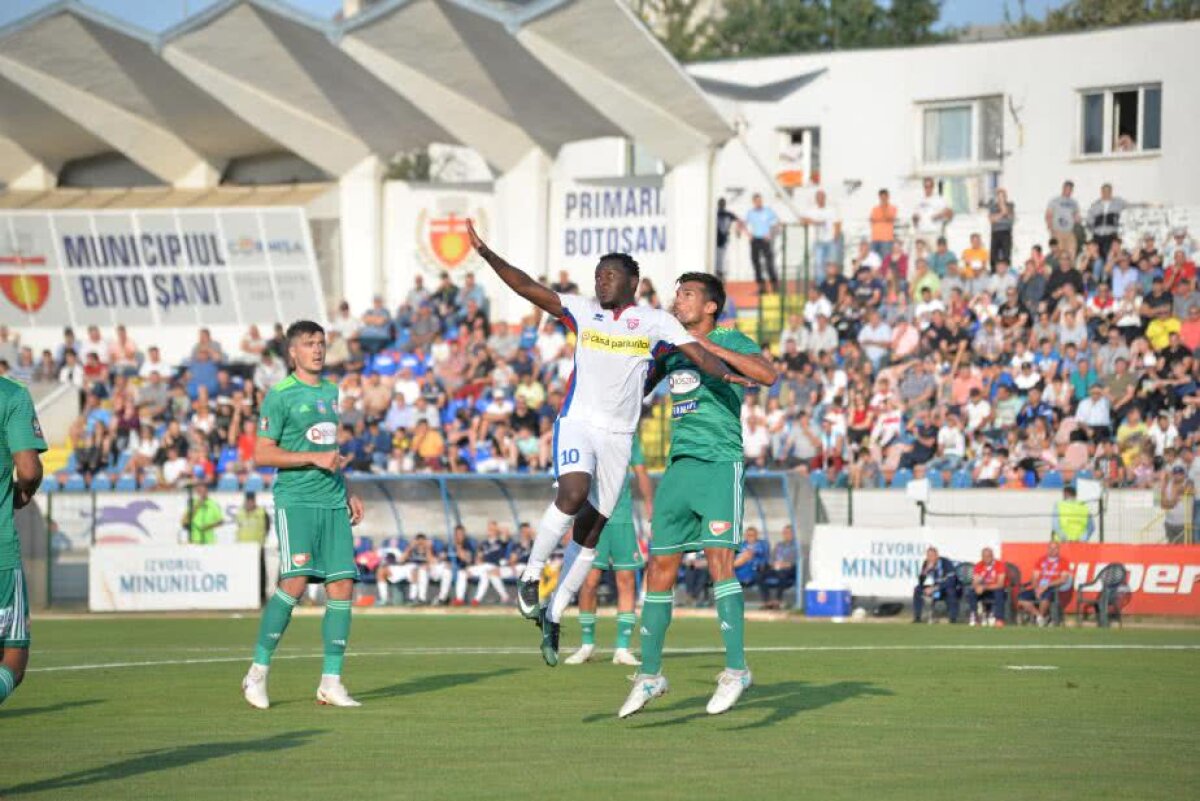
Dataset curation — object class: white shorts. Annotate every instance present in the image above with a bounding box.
[552,418,633,518]
[382,563,416,583]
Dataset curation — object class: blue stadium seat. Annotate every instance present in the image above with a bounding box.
[215,446,239,475]
[950,470,973,489]
[65,452,78,472]
[91,473,113,491]
[928,471,946,489]
[141,473,158,490]
[114,475,138,492]
[808,469,830,490]
[63,473,87,492]
[1077,469,1094,480]
[41,475,60,493]
[1040,471,1065,489]
[114,452,132,474]
[890,468,913,489]
[217,473,241,492]
[243,473,265,493]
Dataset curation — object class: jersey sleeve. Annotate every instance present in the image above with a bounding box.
[726,329,763,356]
[557,294,588,331]
[257,389,285,441]
[4,385,48,453]
[651,309,696,348]
[629,435,645,467]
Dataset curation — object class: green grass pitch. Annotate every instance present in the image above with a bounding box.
[3,614,1198,800]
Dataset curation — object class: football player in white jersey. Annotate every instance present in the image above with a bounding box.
[466,220,754,665]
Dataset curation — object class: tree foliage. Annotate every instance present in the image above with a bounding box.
[1007,0,1200,34]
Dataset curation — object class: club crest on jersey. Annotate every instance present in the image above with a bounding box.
[292,553,311,567]
[709,520,732,536]
[259,416,270,432]
[31,415,43,440]
[626,317,640,330]
[315,400,328,414]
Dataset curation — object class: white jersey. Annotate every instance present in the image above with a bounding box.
[558,293,695,433]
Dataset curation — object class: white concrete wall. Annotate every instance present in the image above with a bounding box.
[690,21,1200,264]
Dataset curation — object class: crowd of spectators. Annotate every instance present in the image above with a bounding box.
[748,178,1200,501]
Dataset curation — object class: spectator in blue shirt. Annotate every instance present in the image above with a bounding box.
[359,295,394,354]
[1016,387,1056,429]
[744,193,781,294]
[760,525,798,609]
[734,526,770,590]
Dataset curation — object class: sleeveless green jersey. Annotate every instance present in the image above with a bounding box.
[257,374,345,508]
[1,377,48,570]
[656,327,758,464]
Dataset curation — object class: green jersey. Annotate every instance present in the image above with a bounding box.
[257,374,345,508]
[1,377,48,570]
[655,327,757,464]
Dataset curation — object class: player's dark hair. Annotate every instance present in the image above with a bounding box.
[597,252,640,279]
[677,271,726,319]
[285,320,324,342]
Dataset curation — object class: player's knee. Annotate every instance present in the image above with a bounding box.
[555,483,590,514]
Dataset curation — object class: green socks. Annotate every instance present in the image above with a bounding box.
[615,612,637,650]
[714,579,747,670]
[252,588,297,666]
[578,612,597,646]
[322,599,353,676]
[0,665,15,705]
[639,591,674,675]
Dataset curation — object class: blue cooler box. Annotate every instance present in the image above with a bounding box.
[805,587,852,617]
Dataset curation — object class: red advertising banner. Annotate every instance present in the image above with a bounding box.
[1002,542,1200,616]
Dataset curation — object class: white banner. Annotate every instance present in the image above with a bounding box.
[810,525,1003,598]
[0,207,323,329]
[89,544,260,611]
[548,177,668,279]
[57,491,277,549]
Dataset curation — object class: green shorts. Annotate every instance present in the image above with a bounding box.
[650,458,745,555]
[595,482,644,571]
[275,505,357,583]
[0,563,30,649]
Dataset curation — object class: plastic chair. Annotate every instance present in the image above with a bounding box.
[808,469,829,490]
[928,471,946,489]
[217,473,241,492]
[141,473,158,489]
[92,474,115,493]
[890,468,913,489]
[1075,563,1128,628]
[243,473,265,493]
[950,470,973,489]
[114,475,138,492]
[63,473,87,492]
[1039,471,1065,489]
[41,475,60,493]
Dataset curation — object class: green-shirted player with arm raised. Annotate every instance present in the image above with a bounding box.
[0,375,47,707]
[241,320,365,709]
[618,273,778,719]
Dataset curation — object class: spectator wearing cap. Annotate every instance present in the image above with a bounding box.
[1164,226,1196,265]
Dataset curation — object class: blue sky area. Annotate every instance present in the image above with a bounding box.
[0,0,1067,35]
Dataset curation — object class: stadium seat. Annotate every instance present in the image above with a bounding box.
[141,473,158,490]
[808,469,829,490]
[217,473,241,492]
[1039,471,1064,489]
[243,473,265,493]
[114,475,138,492]
[41,475,60,493]
[91,473,113,491]
[114,452,132,474]
[65,452,78,472]
[950,470,973,489]
[890,468,913,489]
[1075,563,1128,628]
[62,473,87,492]
[928,471,946,489]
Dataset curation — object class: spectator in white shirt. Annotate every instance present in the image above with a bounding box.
[806,315,838,358]
[911,177,953,252]
[803,285,833,328]
[964,388,992,434]
[801,189,842,272]
[138,346,174,380]
[1074,383,1112,439]
[777,314,808,353]
[1149,413,1179,457]
[857,309,893,372]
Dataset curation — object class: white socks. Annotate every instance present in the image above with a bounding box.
[522,503,576,582]
[549,546,595,623]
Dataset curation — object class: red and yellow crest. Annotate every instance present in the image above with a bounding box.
[415,200,489,275]
[0,253,49,312]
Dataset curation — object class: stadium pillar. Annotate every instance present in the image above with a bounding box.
[493,148,551,320]
[339,155,384,313]
[665,149,717,278]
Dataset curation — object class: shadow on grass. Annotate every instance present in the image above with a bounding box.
[1,729,326,796]
[0,698,103,719]
[357,668,522,701]
[614,680,894,730]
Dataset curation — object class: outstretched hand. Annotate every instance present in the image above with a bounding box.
[467,218,486,253]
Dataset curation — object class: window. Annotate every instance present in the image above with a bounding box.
[1079,84,1161,156]
[920,96,1003,168]
[775,127,821,188]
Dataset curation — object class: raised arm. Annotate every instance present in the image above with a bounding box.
[467,219,563,318]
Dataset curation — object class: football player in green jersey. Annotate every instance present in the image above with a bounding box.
[242,321,365,709]
[0,375,47,707]
[562,434,652,667]
[619,273,777,719]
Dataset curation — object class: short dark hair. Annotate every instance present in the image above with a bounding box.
[285,320,324,342]
[677,271,726,318]
[598,252,640,278]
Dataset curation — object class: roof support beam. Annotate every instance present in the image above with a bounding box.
[0,137,57,189]
[0,54,221,187]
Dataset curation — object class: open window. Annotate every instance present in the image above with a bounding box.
[1080,84,1161,156]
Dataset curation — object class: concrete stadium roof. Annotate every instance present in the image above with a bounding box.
[0,0,732,187]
